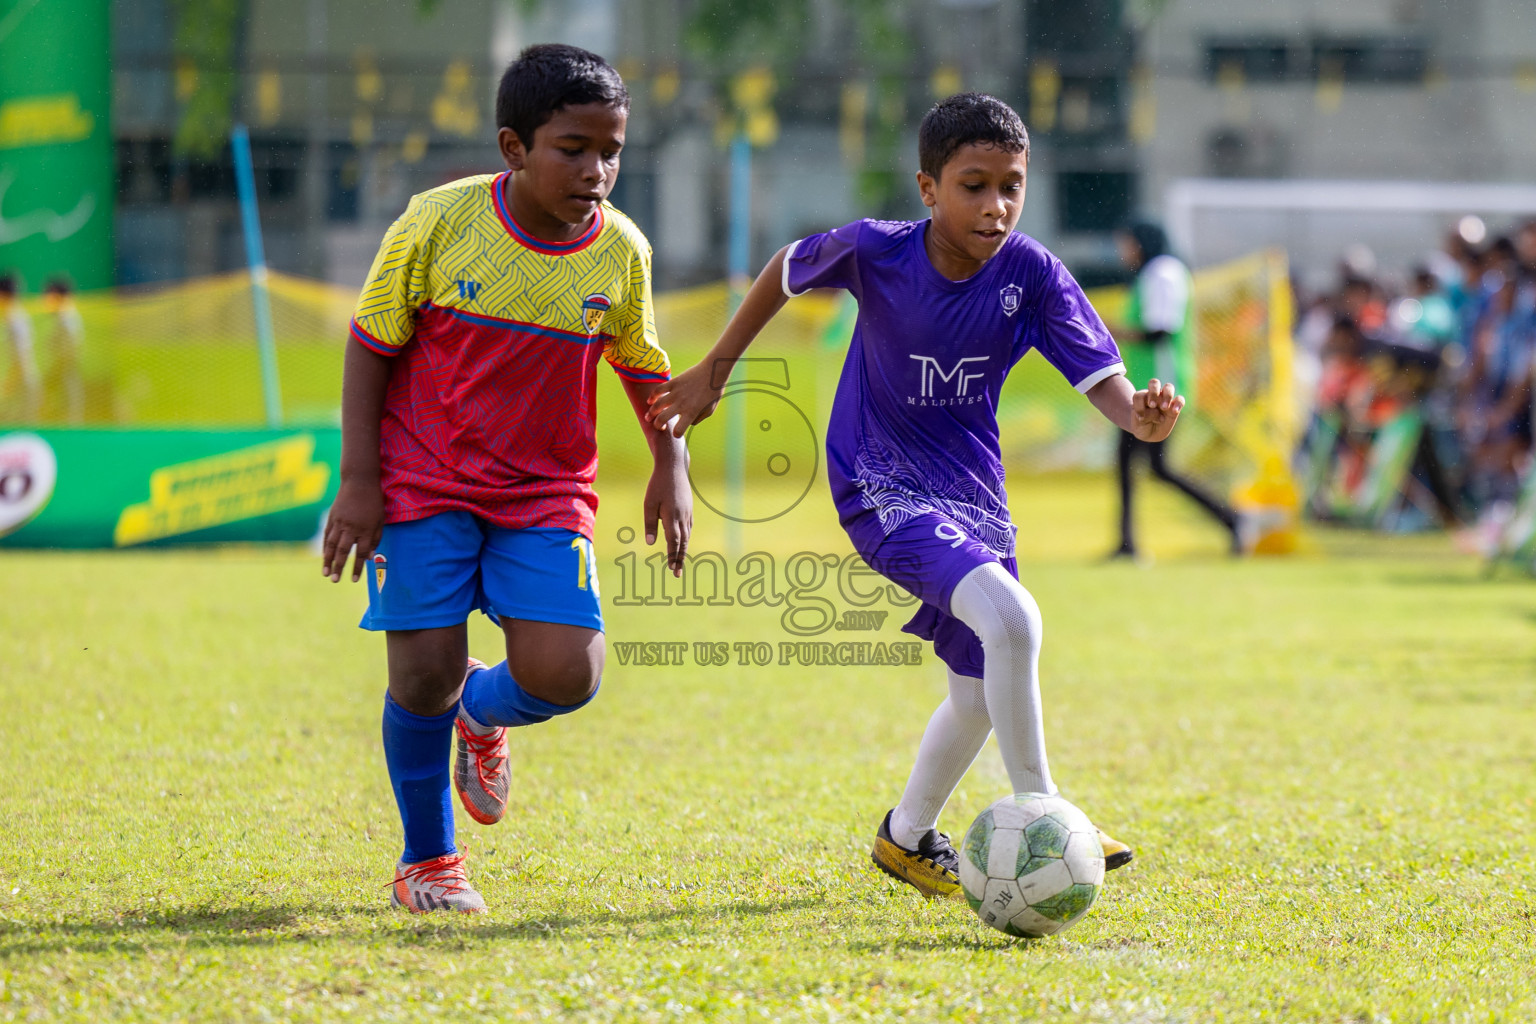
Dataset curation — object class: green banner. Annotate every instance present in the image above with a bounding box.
[0,429,340,548]
[0,0,114,291]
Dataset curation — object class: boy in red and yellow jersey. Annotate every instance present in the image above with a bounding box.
[322,44,690,913]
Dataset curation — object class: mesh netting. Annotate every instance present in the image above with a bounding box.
[0,253,1294,500]
[0,272,354,426]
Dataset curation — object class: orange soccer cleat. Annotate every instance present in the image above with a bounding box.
[454,658,511,825]
[390,852,486,914]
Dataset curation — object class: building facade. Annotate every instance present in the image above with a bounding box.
[4,0,1532,293]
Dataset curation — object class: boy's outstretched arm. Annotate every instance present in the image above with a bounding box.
[1087,374,1186,442]
[645,245,792,437]
[322,340,392,582]
[621,377,692,577]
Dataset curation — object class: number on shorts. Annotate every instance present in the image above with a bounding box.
[571,536,590,590]
[934,522,966,549]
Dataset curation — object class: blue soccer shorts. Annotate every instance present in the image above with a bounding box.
[845,509,1019,679]
[359,511,603,633]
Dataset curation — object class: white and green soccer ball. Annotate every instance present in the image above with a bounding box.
[959,792,1105,938]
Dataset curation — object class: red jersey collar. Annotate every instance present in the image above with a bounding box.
[492,171,604,255]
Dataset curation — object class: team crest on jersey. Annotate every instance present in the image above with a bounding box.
[372,553,387,590]
[999,284,1022,317]
[581,293,612,335]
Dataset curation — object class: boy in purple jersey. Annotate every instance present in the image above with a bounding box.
[649,94,1183,896]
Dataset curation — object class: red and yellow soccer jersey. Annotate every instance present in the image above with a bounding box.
[349,172,669,539]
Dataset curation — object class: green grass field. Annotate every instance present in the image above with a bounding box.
[2,474,1533,1022]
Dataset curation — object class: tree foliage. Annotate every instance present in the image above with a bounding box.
[170,0,244,160]
[683,0,917,215]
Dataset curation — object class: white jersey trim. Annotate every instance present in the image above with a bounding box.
[1073,361,1126,394]
[782,239,804,297]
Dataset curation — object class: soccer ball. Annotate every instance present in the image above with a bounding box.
[958,792,1105,938]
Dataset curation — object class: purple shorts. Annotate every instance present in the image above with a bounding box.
[844,510,1018,679]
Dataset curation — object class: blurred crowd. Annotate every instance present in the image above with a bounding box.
[1294,216,1536,532]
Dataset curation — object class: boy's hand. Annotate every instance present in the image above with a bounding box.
[321,479,385,582]
[1129,378,1185,442]
[646,244,796,438]
[644,462,692,577]
[646,362,724,439]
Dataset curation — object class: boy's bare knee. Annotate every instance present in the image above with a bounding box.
[509,650,602,706]
[522,665,601,706]
[503,621,605,707]
[385,626,469,716]
[389,670,464,717]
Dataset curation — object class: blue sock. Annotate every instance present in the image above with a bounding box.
[460,660,597,729]
[381,693,457,865]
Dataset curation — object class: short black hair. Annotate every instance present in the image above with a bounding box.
[1124,220,1170,262]
[44,276,72,295]
[918,93,1030,179]
[496,44,629,149]
[0,273,16,296]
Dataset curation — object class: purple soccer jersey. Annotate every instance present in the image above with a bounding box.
[786,218,1123,555]
[783,218,1125,675]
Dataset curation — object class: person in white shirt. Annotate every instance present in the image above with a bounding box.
[1,274,39,421]
[42,278,86,423]
[1110,222,1241,558]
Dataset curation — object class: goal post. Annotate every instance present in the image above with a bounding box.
[1166,178,1536,289]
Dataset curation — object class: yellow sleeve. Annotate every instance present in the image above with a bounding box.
[350,196,432,354]
[603,243,670,383]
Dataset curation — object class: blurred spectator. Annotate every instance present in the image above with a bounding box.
[0,273,39,421]
[1300,219,1536,531]
[1392,268,1458,351]
[1462,244,1534,507]
[42,277,85,423]
[1110,220,1242,558]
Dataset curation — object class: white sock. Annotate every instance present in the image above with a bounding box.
[947,561,1056,797]
[890,669,992,849]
